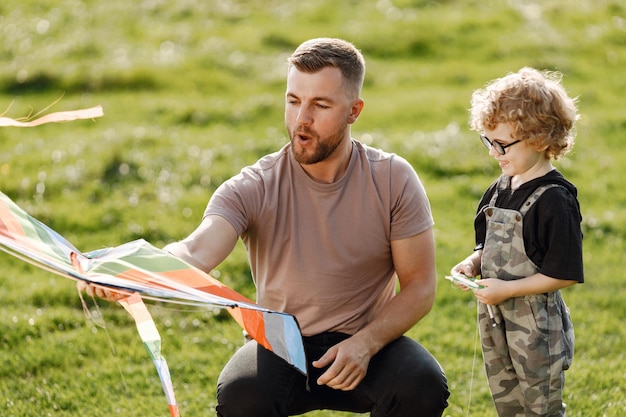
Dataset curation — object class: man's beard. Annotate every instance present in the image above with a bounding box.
[289,125,347,165]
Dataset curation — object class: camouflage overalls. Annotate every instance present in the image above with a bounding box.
[479,179,575,417]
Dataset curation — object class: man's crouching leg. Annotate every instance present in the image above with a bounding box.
[366,337,449,417]
[216,340,301,417]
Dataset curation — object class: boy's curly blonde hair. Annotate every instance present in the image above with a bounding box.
[469,67,579,160]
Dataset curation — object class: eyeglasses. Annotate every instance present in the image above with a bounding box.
[480,134,521,155]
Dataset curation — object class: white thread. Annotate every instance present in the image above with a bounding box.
[463,301,482,417]
[77,288,136,416]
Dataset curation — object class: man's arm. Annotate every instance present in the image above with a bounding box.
[164,214,239,273]
[314,227,437,390]
[82,215,239,300]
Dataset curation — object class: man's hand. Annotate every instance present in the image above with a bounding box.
[312,335,373,391]
[76,281,125,302]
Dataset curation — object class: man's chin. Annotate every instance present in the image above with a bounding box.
[292,146,315,165]
[294,154,317,165]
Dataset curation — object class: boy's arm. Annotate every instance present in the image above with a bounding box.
[475,273,577,305]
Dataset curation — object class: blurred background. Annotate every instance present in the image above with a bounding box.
[1,1,624,416]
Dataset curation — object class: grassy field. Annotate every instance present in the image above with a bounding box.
[1,0,625,416]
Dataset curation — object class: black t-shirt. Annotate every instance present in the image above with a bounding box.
[474,170,584,282]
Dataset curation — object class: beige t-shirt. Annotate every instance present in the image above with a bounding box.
[203,140,433,336]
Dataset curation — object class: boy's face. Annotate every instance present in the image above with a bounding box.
[484,123,549,183]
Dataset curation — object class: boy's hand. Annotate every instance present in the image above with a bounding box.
[450,260,480,290]
[446,273,482,292]
[473,279,512,305]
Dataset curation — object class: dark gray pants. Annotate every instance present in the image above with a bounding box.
[216,333,449,416]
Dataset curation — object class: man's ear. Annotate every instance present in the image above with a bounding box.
[347,98,365,124]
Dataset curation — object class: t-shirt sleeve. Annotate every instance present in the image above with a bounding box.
[530,187,584,282]
[389,155,434,240]
[203,167,264,236]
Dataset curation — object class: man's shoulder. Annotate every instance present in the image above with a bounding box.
[354,140,413,171]
[245,144,291,175]
[355,140,394,162]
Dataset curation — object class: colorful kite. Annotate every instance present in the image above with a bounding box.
[0,191,306,416]
[0,104,103,126]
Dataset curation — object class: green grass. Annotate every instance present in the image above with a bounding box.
[1,0,625,416]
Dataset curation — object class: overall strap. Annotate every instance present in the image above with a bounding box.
[519,184,561,216]
[488,175,511,206]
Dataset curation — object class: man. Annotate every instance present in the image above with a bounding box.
[94,37,449,416]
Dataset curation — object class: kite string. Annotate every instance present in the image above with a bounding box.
[0,100,15,118]
[24,93,65,121]
[1,93,65,121]
[463,301,482,417]
[77,287,136,416]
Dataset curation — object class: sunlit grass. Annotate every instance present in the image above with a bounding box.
[1,0,625,416]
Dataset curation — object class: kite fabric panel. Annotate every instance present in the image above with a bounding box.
[0,190,306,416]
[118,293,181,417]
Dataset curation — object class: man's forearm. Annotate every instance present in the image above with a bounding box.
[354,279,435,356]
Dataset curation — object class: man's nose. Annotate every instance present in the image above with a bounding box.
[296,106,312,125]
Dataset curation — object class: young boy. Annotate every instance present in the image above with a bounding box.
[451,67,584,417]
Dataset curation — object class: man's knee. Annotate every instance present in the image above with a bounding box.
[372,338,449,416]
[216,342,293,417]
[216,375,277,417]
[399,360,448,414]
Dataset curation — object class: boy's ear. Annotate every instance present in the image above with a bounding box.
[535,143,550,156]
